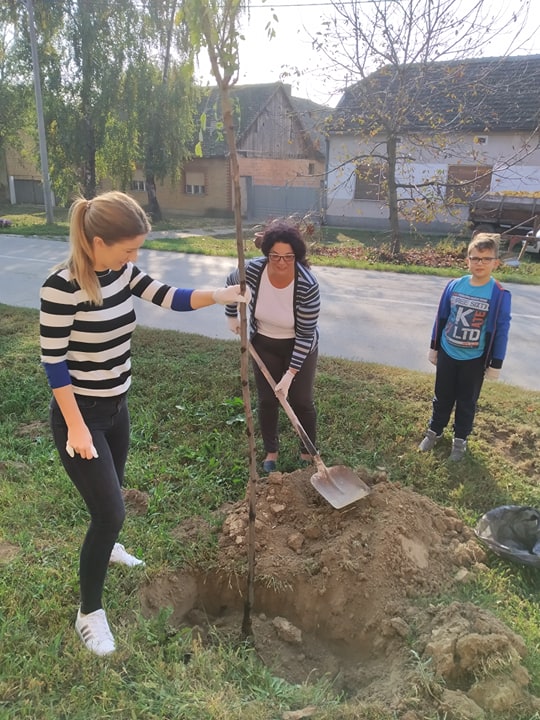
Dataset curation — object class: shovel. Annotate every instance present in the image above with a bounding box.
[248,343,371,509]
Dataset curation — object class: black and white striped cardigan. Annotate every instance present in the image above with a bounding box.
[224,256,320,371]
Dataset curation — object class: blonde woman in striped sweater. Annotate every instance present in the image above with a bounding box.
[40,191,249,657]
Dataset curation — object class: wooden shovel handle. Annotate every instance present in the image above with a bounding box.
[248,342,319,458]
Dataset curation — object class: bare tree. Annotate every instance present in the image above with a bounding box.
[184,0,260,639]
[314,0,537,253]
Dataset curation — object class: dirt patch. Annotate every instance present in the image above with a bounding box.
[139,469,540,717]
[0,459,30,482]
[0,541,19,565]
[121,487,149,516]
[13,420,49,438]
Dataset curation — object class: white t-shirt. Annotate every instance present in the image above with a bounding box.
[255,267,295,339]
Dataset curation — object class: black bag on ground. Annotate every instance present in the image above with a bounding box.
[475,505,540,567]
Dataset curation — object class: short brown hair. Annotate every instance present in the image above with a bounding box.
[260,221,310,268]
[468,232,500,258]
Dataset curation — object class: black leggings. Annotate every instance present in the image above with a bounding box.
[429,348,485,440]
[251,334,317,454]
[50,393,129,614]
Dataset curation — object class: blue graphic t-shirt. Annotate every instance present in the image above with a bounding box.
[441,276,495,360]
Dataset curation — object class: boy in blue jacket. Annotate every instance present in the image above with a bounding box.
[419,233,512,461]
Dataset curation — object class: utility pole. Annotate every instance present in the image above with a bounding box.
[26,0,54,223]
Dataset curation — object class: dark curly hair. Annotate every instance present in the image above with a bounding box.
[260,221,310,268]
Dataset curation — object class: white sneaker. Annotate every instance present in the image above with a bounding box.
[75,608,115,656]
[109,542,145,567]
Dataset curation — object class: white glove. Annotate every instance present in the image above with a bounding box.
[212,285,251,305]
[485,367,501,381]
[428,349,438,366]
[274,369,295,398]
[66,442,99,458]
[227,316,241,335]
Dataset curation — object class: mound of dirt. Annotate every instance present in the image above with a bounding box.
[139,469,540,717]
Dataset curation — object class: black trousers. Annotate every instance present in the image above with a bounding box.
[50,393,129,614]
[251,334,318,455]
[429,347,485,440]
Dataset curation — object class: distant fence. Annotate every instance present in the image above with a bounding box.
[10,178,44,204]
[248,185,321,222]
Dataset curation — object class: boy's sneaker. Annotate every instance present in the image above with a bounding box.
[75,608,115,656]
[109,542,145,567]
[418,429,442,452]
[449,438,467,462]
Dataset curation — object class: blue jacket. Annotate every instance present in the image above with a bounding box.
[430,277,512,369]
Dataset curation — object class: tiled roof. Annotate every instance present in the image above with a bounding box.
[289,96,331,151]
[331,54,540,134]
[196,82,331,157]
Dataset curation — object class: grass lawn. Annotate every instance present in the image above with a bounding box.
[1,304,539,719]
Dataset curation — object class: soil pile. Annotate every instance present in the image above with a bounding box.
[140,469,540,718]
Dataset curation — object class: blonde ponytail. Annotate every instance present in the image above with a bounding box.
[61,191,151,306]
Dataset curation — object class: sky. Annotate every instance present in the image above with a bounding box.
[194,0,347,107]
[194,0,540,108]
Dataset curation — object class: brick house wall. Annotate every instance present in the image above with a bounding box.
[238,157,323,188]
[136,159,232,216]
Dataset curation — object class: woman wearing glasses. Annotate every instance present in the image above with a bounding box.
[224,221,320,473]
[418,232,512,462]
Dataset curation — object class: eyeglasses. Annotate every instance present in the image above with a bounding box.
[468,256,496,264]
[268,253,295,263]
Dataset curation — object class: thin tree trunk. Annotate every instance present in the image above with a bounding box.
[218,83,259,639]
[197,0,260,641]
[145,172,162,222]
[143,2,176,223]
[83,118,97,199]
[387,135,401,254]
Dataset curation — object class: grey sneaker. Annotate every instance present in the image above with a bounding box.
[418,429,442,452]
[449,438,467,462]
[75,608,115,656]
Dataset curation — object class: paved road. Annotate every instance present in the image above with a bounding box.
[1,234,539,391]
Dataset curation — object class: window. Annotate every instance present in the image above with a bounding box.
[354,164,386,201]
[185,184,205,195]
[308,163,315,176]
[185,171,206,195]
[446,165,492,202]
[130,180,145,191]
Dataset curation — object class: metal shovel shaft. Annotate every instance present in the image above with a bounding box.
[248,343,371,509]
[248,343,319,456]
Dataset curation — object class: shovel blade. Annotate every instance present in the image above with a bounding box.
[310,465,371,509]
